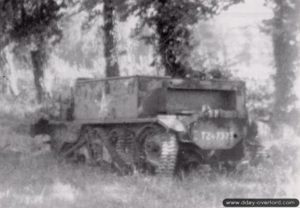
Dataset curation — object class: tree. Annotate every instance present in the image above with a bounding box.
[0,0,66,103]
[131,0,243,77]
[103,0,119,77]
[264,0,300,127]
[81,0,128,77]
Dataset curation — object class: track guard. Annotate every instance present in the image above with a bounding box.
[157,115,186,133]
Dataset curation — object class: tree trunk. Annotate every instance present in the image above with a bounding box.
[272,0,299,127]
[1,46,18,96]
[31,48,46,103]
[103,0,119,77]
[0,51,7,94]
[156,0,190,78]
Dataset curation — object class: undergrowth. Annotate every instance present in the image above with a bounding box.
[0,117,299,208]
[0,99,299,208]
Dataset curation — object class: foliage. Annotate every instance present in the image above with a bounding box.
[246,80,274,120]
[130,0,244,77]
[0,0,65,46]
[0,122,299,207]
[0,0,70,102]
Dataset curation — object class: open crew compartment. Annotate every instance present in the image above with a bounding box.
[73,76,246,120]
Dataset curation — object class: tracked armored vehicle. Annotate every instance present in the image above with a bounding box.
[33,76,257,176]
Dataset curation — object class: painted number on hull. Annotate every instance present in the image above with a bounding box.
[198,131,235,149]
[201,131,234,141]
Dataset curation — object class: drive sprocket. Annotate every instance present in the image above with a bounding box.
[138,125,179,176]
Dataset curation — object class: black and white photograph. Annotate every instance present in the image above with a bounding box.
[0,0,299,207]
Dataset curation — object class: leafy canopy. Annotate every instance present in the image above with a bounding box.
[129,0,244,77]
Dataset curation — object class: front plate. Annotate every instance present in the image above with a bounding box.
[191,119,243,149]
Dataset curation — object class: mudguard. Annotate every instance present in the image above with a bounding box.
[156,115,193,144]
[157,115,187,133]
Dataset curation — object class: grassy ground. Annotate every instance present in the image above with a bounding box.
[0,116,299,208]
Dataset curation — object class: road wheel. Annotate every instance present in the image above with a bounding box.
[109,128,135,165]
[86,127,106,165]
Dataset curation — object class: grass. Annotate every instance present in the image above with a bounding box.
[0,155,297,208]
[0,117,299,208]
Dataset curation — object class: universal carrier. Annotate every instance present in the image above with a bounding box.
[39,76,256,175]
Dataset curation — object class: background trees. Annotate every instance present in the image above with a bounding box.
[131,0,243,77]
[0,0,299,131]
[265,0,300,128]
[0,0,65,103]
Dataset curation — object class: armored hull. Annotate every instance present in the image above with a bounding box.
[34,76,256,176]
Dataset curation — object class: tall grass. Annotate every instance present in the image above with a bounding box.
[0,117,299,208]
